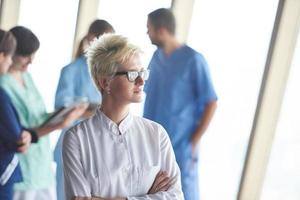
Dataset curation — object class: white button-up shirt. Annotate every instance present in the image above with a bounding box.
[63,109,183,200]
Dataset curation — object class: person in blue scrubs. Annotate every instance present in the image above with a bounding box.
[54,19,114,200]
[144,8,218,200]
[0,29,35,200]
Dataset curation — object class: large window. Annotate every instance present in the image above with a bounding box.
[261,30,300,200]
[187,0,279,199]
[18,0,79,111]
[18,0,79,147]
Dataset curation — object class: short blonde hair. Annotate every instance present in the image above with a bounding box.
[87,33,142,91]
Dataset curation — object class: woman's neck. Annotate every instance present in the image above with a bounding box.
[100,99,129,125]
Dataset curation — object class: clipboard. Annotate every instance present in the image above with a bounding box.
[40,100,86,127]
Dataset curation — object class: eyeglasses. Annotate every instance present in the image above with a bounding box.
[115,69,150,82]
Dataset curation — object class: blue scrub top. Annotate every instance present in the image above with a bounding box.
[144,45,217,160]
[55,56,101,109]
[0,88,23,186]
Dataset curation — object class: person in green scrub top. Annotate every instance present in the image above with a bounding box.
[0,26,87,200]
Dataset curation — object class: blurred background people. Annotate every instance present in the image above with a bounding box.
[0,28,33,200]
[54,19,114,200]
[0,26,86,200]
[144,8,218,200]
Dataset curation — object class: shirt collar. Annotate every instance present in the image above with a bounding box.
[96,108,133,136]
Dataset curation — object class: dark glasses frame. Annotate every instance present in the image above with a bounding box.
[115,69,150,82]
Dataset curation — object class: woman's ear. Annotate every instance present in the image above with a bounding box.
[98,77,111,95]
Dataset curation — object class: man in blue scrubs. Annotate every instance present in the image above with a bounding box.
[144,8,218,200]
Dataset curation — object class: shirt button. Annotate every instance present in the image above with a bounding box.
[119,138,123,143]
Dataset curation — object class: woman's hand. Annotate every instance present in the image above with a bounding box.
[17,130,32,153]
[148,171,171,194]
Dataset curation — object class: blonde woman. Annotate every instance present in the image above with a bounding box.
[62,34,184,200]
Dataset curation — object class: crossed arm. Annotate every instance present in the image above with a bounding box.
[72,170,171,200]
[63,125,183,200]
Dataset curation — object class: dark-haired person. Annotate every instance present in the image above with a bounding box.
[0,26,86,200]
[0,28,33,200]
[144,8,218,200]
[54,19,114,200]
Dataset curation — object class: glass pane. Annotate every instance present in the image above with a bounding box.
[97,0,172,116]
[18,0,79,148]
[18,0,79,111]
[187,0,279,199]
[261,30,300,200]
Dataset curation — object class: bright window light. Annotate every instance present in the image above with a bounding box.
[18,0,79,148]
[261,30,300,200]
[18,0,79,111]
[187,0,279,199]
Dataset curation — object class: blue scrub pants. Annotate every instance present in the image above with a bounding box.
[175,140,200,200]
[180,159,199,200]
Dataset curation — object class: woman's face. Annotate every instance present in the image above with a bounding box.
[108,54,146,105]
[11,53,35,72]
[0,53,13,74]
